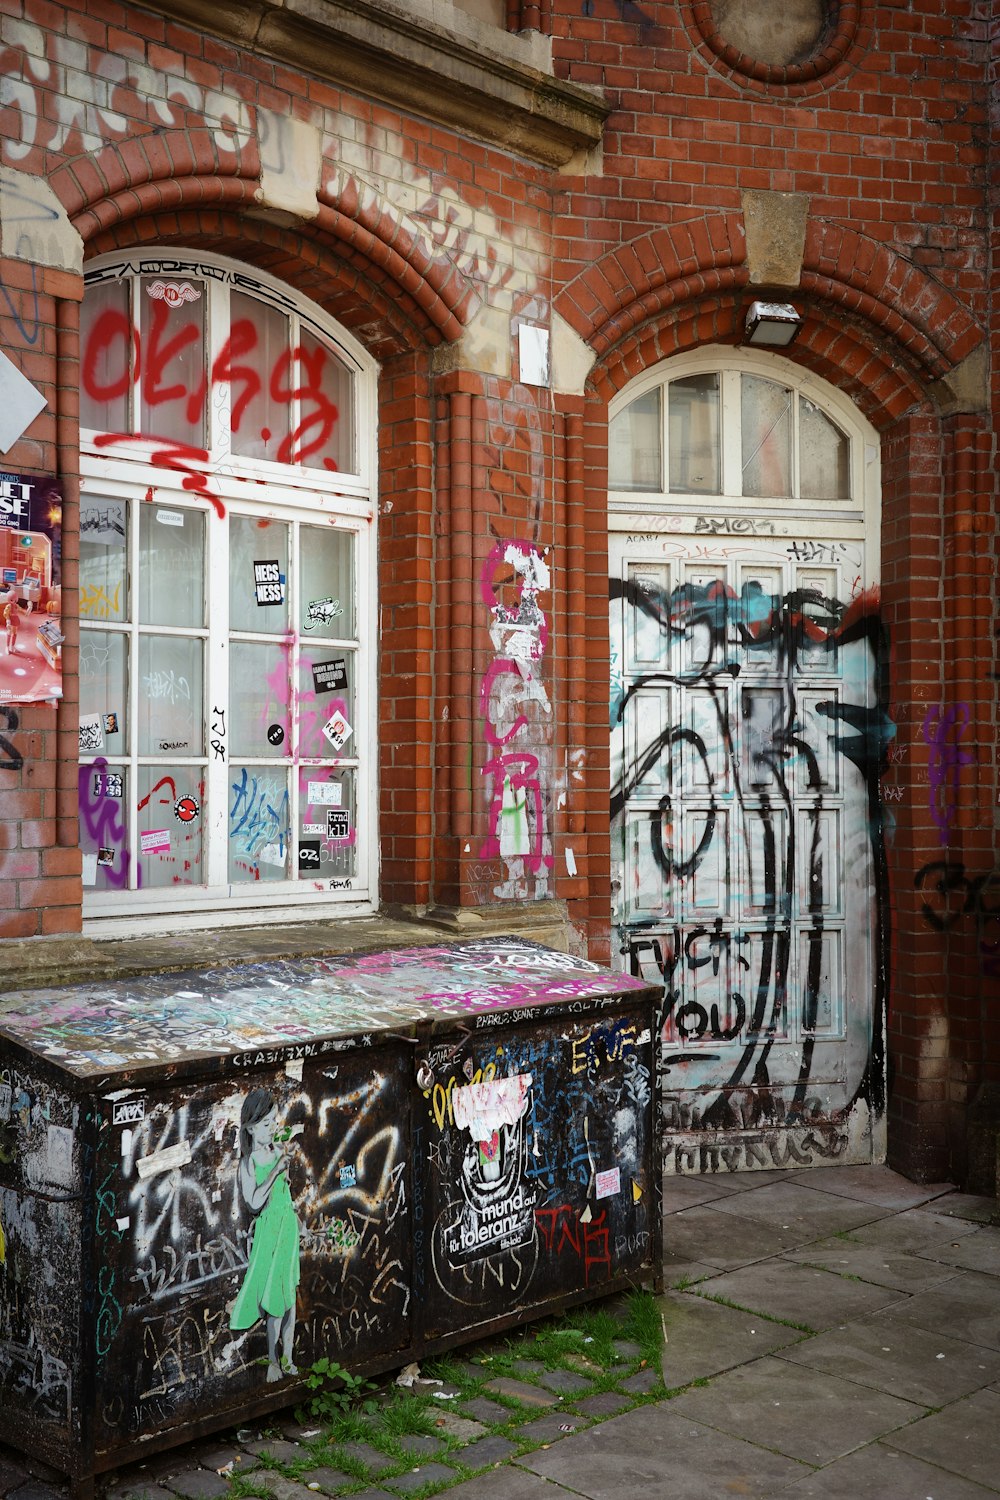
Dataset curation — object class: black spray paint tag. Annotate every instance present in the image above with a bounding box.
[311,659,348,694]
[298,840,321,871]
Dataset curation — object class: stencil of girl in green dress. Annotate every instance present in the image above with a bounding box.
[229,1089,301,1383]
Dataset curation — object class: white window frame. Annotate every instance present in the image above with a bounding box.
[79,249,379,937]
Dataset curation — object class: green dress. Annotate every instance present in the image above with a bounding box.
[230,1156,300,1329]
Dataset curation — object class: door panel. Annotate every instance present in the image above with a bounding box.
[610,528,883,1175]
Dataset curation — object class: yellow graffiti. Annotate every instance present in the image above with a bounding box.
[79,581,121,619]
[429,1061,498,1130]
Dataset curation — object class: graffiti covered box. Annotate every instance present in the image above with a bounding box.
[0,938,661,1490]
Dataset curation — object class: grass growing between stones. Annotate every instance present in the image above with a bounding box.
[222,1289,666,1500]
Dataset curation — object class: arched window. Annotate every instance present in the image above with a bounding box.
[77,251,377,932]
[608,349,863,510]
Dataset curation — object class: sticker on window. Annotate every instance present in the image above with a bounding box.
[79,714,104,753]
[307,780,342,806]
[304,597,343,630]
[97,846,115,867]
[322,711,353,751]
[103,712,119,735]
[312,659,348,693]
[298,840,321,871]
[326,809,350,841]
[253,560,284,606]
[140,828,171,854]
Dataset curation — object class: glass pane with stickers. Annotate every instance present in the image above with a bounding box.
[299,525,354,640]
[80,281,131,435]
[228,292,292,462]
[609,388,661,491]
[298,765,356,881]
[79,497,128,625]
[228,763,291,882]
[78,762,130,892]
[229,515,290,634]
[137,764,205,887]
[296,328,354,474]
[295,649,354,759]
[137,635,204,757]
[741,375,792,498]
[229,641,292,758]
[138,504,205,627]
[138,275,207,447]
[79,629,128,757]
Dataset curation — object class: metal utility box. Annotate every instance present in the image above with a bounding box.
[0,938,660,1495]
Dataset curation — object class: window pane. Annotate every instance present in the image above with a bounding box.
[79,629,128,756]
[79,498,128,624]
[80,281,131,435]
[668,374,720,494]
[230,516,289,634]
[296,649,355,759]
[298,765,356,881]
[138,276,206,447]
[296,329,354,473]
[137,635,204,756]
[78,762,130,891]
[228,764,291,882]
[228,292,291,463]
[609,389,661,491]
[800,398,850,500]
[137,764,205,887]
[742,376,792,498]
[138,505,205,627]
[300,526,354,640]
[229,641,291,758]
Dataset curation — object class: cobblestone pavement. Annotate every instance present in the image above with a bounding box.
[3,1165,998,1500]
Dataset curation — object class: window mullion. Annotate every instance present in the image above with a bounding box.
[209,281,231,459]
[289,517,300,883]
[721,368,741,496]
[127,499,140,887]
[206,509,230,889]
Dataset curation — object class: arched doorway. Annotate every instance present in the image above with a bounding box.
[608,348,887,1176]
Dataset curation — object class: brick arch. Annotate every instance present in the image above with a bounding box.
[51,133,478,353]
[590,294,924,431]
[559,214,984,401]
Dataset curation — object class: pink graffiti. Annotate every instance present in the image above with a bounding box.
[923,703,974,846]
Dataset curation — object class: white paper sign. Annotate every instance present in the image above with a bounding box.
[82,851,98,886]
[258,842,285,866]
[156,509,185,527]
[307,780,343,805]
[78,714,105,753]
[595,1167,621,1200]
[140,828,170,854]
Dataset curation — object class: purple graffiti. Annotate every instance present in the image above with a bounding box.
[922,703,974,846]
[78,758,131,889]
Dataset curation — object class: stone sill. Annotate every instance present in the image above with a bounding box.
[0,901,573,1001]
[139,0,607,167]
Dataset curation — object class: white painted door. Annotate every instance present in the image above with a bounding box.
[610,520,884,1174]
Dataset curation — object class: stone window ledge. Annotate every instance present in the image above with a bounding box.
[142,0,607,167]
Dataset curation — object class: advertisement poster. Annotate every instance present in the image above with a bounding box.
[0,471,64,703]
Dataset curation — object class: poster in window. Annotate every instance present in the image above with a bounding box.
[0,471,63,703]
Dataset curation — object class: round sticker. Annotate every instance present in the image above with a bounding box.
[174,795,200,823]
[267,723,285,746]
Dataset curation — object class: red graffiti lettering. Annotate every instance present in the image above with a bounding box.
[81,308,135,405]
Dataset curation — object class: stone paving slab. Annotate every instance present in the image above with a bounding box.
[439,1471,570,1500]
[519,1403,807,1499]
[457,1436,520,1467]
[300,1469,355,1495]
[163,1473,230,1500]
[884,1387,1000,1491]
[706,1168,798,1192]
[459,1398,510,1425]
[784,1235,963,1293]
[662,1174,744,1211]
[385,1462,457,1493]
[668,1354,925,1466]
[431,1413,489,1442]
[913,1225,1000,1277]
[335,1442,395,1474]
[922,1193,997,1224]
[690,1258,904,1331]
[516,1415,588,1444]
[776,1313,1000,1406]
[481,1377,559,1408]
[785,1165,955,1211]
[880,1270,1000,1350]
[776,1443,998,1499]
[397,1435,446,1457]
[660,1254,723,1288]
[571,1393,631,1418]
[662,1204,813,1268]
[707,1181,891,1236]
[657,1288,804,1388]
[847,1205,984,1254]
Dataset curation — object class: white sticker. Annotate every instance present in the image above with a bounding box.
[156,509,185,527]
[285,1058,304,1082]
[120,1128,133,1158]
[258,842,285,866]
[46,1124,74,1187]
[140,828,170,854]
[79,713,105,753]
[82,851,98,886]
[322,711,353,751]
[112,1099,145,1126]
[136,1141,192,1180]
[307,780,343,806]
[518,323,551,387]
[116,1216,130,1232]
[565,847,578,877]
[595,1167,621,1200]
[302,823,327,835]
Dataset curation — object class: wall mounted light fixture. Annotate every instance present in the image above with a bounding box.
[744,300,802,348]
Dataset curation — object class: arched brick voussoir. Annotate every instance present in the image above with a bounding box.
[317,173,481,344]
[49,130,261,222]
[555,213,748,345]
[801,222,985,382]
[72,176,261,245]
